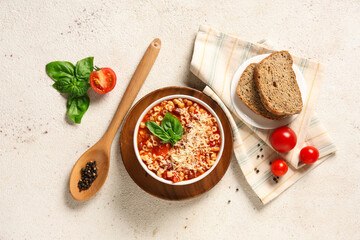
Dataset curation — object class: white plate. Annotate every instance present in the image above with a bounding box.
[230,54,307,129]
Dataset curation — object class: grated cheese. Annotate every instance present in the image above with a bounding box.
[169,110,216,172]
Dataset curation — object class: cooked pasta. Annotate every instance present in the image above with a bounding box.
[137,98,222,183]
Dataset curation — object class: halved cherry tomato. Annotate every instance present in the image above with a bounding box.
[271,159,288,177]
[89,67,117,94]
[299,146,319,164]
[270,126,297,153]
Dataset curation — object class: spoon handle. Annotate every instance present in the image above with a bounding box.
[101,38,161,146]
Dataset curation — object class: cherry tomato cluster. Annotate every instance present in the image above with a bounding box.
[269,126,319,177]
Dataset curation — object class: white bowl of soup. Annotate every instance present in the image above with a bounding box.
[133,95,225,185]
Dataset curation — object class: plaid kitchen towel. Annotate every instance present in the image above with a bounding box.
[190,25,337,204]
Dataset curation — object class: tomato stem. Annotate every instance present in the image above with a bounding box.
[93,66,102,71]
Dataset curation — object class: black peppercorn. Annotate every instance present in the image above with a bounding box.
[78,161,98,191]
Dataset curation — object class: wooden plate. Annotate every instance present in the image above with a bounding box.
[120,87,233,200]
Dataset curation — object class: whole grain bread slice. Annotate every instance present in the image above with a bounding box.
[254,51,303,115]
[236,63,287,120]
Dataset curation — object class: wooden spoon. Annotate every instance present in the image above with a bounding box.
[69,38,161,201]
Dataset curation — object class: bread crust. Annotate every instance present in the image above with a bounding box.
[254,51,303,116]
[236,63,287,120]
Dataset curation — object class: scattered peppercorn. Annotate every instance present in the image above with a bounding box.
[257,155,260,159]
[78,161,98,191]
[261,155,264,158]
[236,188,239,192]
[257,144,260,147]
[227,200,231,204]
[260,148,263,152]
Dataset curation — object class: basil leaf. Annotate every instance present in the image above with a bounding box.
[67,95,90,124]
[161,112,183,139]
[168,129,182,141]
[144,113,184,145]
[52,77,90,96]
[145,121,171,141]
[46,61,75,82]
[75,57,94,81]
[169,139,177,145]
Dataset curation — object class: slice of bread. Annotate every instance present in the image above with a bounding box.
[236,63,287,120]
[254,51,303,116]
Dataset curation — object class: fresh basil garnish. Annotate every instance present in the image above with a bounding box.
[161,112,183,140]
[145,112,183,145]
[75,57,94,81]
[46,57,94,124]
[46,61,75,82]
[52,76,90,96]
[67,95,90,124]
[145,121,171,141]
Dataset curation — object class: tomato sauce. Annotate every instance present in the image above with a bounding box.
[137,98,221,183]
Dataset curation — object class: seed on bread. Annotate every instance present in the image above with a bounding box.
[236,63,287,120]
[254,51,303,115]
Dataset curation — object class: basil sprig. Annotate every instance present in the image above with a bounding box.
[145,113,183,145]
[46,57,93,124]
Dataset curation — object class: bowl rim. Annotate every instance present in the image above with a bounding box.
[133,94,225,185]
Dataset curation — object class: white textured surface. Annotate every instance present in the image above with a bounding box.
[0,0,359,239]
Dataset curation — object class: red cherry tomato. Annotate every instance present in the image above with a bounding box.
[299,146,319,164]
[271,159,288,177]
[90,67,117,94]
[270,127,297,153]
